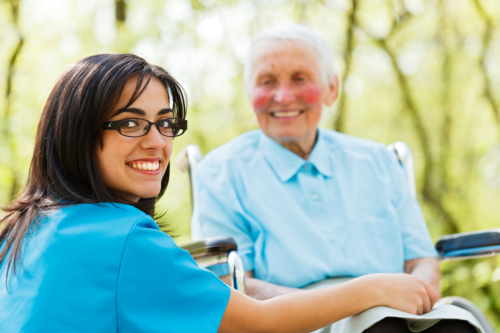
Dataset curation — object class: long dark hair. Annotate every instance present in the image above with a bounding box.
[0,54,187,280]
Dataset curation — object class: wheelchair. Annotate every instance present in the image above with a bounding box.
[176,142,498,332]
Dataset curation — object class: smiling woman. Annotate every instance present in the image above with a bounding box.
[97,74,181,202]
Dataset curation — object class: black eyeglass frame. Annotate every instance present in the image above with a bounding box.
[103,118,188,138]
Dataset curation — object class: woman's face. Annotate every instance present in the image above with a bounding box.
[96,75,173,202]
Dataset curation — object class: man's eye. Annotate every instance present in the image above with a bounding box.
[260,77,273,85]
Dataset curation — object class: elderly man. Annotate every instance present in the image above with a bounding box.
[192,24,480,332]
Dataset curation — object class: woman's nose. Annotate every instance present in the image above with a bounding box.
[274,83,296,104]
[140,125,166,150]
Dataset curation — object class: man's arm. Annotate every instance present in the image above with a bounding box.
[404,257,441,299]
[220,271,302,301]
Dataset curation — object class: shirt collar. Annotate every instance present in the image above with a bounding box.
[308,128,333,178]
[259,128,333,182]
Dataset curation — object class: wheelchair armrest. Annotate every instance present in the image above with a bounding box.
[436,229,500,260]
[438,297,495,333]
[179,237,238,267]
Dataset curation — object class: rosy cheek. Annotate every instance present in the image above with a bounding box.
[299,84,322,105]
[252,88,271,112]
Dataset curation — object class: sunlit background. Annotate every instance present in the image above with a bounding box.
[2,0,500,328]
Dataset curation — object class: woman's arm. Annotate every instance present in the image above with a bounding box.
[218,273,438,333]
[220,271,302,301]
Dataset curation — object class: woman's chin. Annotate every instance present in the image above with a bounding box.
[116,186,161,202]
[136,189,161,200]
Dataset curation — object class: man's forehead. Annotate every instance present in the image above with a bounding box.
[251,39,321,74]
[253,39,317,59]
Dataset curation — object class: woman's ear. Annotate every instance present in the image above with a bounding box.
[324,75,339,106]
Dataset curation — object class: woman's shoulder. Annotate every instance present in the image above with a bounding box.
[48,202,157,239]
[59,202,147,220]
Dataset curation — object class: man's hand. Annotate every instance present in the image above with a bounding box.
[220,270,302,301]
[404,257,441,304]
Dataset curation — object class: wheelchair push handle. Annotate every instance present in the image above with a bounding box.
[179,237,247,294]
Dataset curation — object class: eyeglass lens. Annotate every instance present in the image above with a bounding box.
[119,119,185,137]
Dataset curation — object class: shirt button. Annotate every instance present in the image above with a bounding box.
[311,193,318,200]
[327,236,335,243]
[303,164,311,171]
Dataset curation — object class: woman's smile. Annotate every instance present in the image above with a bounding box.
[127,157,161,173]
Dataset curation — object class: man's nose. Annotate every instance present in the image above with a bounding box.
[274,83,296,104]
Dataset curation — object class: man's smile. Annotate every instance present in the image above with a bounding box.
[269,110,304,118]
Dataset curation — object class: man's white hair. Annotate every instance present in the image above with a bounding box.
[243,23,337,95]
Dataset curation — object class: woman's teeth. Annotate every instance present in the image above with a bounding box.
[130,161,160,171]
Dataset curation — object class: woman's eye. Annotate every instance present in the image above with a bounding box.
[122,120,139,128]
[158,120,171,128]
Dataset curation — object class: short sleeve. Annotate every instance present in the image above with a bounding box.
[117,217,231,333]
[191,161,256,277]
[385,150,438,260]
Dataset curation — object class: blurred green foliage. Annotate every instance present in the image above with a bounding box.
[2,0,500,329]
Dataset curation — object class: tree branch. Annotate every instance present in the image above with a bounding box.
[356,7,459,233]
[334,0,358,132]
[436,0,454,194]
[4,0,24,200]
[471,0,500,132]
[115,0,126,23]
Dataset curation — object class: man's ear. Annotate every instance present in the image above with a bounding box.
[324,75,339,106]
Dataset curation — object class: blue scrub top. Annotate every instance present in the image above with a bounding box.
[0,203,230,332]
[192,128,438,288]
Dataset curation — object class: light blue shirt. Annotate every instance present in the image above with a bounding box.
[0,203,230,332]
[193,128,438,288]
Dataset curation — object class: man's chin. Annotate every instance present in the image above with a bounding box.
[265,129,308,142]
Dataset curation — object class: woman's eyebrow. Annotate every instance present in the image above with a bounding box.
[111,108,146,117]
[157,108,173,115]
[111,107,172,117]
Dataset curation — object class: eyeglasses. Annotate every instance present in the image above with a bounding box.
[103,118,187,138]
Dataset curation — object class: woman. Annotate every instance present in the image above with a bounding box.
[0,54,471,332]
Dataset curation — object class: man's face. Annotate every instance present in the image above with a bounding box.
[250,39,338,144]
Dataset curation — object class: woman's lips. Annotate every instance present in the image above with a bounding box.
[129,161,160,171]
[126,158,161,174]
